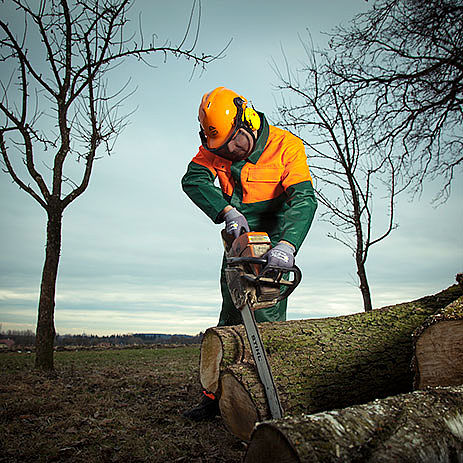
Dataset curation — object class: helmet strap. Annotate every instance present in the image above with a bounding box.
[199,126,208,146]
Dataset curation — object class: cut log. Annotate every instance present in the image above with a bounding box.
[244,385,463,463]
[219,363,262,439]
[412,296,463,389]
[200,325,248,393]
[202,284,462,441]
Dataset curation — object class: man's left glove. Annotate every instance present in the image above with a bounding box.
[223,207,250,239]
[264,242,295,270]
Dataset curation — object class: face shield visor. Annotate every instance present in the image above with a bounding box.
[199,97,256,161]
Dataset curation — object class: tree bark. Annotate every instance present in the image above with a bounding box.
[357,259,372,312]
[412,296,463,389]
[35,206,62,371]
[199,284,462,441]
[244,385,463,463]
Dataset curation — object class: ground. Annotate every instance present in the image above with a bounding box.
[0,346,246,462]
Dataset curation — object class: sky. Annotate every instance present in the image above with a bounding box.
[1,0,462,336]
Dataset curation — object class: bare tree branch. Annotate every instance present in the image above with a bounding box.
[274,42,401,311]
[328,0,463,203]
[0,132,47,208]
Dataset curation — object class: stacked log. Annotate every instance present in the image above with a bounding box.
[412,296,463,389]
[244,385,463,463]
[199,284,462,441]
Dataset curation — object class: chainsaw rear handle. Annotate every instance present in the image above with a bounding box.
[226,256,302,302]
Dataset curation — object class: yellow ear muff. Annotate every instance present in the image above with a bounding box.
[243,106,261,131]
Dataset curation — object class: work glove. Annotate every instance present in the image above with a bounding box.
[264,242,295,270]
[223,207,250,239]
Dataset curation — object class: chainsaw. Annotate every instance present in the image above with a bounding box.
[222,230,302,419]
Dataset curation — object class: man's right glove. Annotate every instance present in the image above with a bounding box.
[264,242,295,270]
[223,207,250,239]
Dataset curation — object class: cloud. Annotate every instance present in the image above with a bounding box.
[0,289,38,302]
[0,277,223,335]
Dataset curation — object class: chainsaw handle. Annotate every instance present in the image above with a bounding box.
[271,264,302,302]
[227,256,268,266]
[226,256,302,301]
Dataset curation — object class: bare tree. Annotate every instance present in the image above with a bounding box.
[275,47,400,311]
[328,0,463,202]
[0,0,225,370]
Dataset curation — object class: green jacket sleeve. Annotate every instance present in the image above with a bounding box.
[279,180,317,252]
[181,161,230,224]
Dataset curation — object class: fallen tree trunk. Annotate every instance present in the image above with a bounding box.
[412,296,463,389]
[203,284,462,441]
[244,385,463,463]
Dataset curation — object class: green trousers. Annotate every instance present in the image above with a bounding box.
[217,254,288,327]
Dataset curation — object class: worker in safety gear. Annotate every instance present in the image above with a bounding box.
[181,87,317,420]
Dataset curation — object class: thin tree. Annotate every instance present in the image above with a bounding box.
[328,0,463,202]
[0,0,225,370]
[274,47,400,311]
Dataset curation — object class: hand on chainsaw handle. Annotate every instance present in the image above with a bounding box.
[264,242,295,270]
[223,207,250,239]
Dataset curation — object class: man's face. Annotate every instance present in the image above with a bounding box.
[214,128,255,162]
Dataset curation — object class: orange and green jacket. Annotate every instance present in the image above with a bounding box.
[182,113,317,252]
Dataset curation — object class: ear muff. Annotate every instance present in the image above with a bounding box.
[243,106,261,131]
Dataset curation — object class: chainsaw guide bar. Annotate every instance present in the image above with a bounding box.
[222,231,302,420]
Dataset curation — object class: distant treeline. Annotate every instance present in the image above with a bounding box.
[0,330,203,348]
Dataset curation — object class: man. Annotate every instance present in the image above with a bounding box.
[181,86,317,419]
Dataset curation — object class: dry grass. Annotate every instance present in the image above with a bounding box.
[0,347,245,462]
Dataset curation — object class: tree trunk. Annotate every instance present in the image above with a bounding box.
[357,259,372,312]
[412,296,463,389]
[35,206,62,370]
[199,284,462,441]
[244,385,463,463]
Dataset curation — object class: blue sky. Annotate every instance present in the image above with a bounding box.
[1,0,462,336]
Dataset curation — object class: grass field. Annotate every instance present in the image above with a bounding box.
[0,346,245,462]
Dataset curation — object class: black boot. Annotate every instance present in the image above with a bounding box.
[183,391,220,421]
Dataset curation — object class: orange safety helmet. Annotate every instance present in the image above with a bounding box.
[198,87,261,153]
[198,87,244,149]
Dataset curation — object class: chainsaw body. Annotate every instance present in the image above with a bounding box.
[223,231,302,311]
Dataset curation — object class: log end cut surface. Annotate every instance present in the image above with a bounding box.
[245,424,300,463]
[219,372,259,442]
[200,331,223,393]
[415,320,463,388]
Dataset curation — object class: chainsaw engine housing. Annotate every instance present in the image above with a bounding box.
[225,232,281,310]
